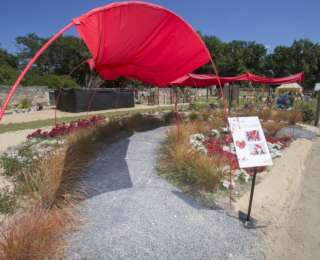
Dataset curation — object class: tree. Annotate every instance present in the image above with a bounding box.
[0,48,17,68]
[268,39,320,87]
[0,65,18,85]
[8,33,320,89]
[197,34,267,77]
[16,34,91,86]
[0,47,19,85]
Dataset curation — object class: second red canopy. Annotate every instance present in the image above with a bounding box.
[170,72,304,87]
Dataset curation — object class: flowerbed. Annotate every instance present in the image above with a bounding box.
[159,113,292,202]
[27,115,106,139]
[190,126,291,189]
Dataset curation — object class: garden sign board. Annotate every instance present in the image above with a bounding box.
[228,117,273,168]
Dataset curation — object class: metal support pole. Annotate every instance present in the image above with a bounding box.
[228,85,232,111]
[0,22,74,121]
[246,167,257,222]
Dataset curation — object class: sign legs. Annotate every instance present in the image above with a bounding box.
[246,167,257,222]
[238,167,258,227]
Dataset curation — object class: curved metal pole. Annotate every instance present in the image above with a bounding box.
[86,89,97,118]
[0,22,74,122]
[209,58,227,115]
[54,87,64,125]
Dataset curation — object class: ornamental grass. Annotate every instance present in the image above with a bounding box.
[159,122,227,192]
[0,145,82,259]
[262,121,288,137]
[0,205,77,260]
[0,112,172,259]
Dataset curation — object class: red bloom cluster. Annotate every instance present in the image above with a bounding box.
[204,139,223,153]
[27,115,106,139]
[266,136,291,147]
[223,134,233,144]
[204,136,239,170]
[224,152,239,171]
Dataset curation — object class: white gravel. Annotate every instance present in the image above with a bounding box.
[66,127,264,260]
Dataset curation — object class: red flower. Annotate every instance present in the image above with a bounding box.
[27,115,107,140]
[223,134,233,144]
[27,129,42,139]
[223,151,239,170]
[266,136,291,147]
[204,139,223,153]
[204,138,239,170]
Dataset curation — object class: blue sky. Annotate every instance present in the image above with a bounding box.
[1,0,319,53]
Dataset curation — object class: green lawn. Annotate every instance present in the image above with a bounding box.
[0,105,181,134]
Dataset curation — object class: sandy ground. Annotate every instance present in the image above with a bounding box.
[234,125,320,260]
[1,104,179,124]
[270,137,320,260]
[0,127,52,153]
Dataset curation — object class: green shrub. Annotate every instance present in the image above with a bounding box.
[189,112,199,121]
[0,192,16,214]
[200,110,211,121]
[17,98,32,109]
[190,102,209,111]
[22,73,77,89]
[295,100,316,122]
[0,145,35,178]
[0,65,18,85]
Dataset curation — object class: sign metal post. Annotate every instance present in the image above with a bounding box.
[228,117,273,227]
[246,167,257,222]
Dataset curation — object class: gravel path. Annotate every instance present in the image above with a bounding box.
[66,127,263,260]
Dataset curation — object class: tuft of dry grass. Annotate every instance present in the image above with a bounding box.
[159,122,226,192]
[287,110,303,125]
[272,110,290,122]
[262,121,287,136]
[16,145,86,209]
[208,116,226,130]
[1,133,88,259]
[0,205,77,260]
[270,109,303,125]
[258,107,273,121]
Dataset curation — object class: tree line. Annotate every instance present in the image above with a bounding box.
[0,33,319,89]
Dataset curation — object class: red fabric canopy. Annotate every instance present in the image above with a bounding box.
[247,72,304,85]
[73,1,211,86]
[0,1,212,121]
[170,72,304,87]
[170,74,220,87]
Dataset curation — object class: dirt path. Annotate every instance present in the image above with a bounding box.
[0,127,52,152]
[1,104,179,124]
[269,137,320,260]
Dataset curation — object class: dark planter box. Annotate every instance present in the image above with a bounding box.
[55,88,134,113]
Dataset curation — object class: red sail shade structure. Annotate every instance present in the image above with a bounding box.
[170,74,220,87]
[74,2,211,86]
[246,72,304,85]
[0,1,211,121]
[170,72,304,87]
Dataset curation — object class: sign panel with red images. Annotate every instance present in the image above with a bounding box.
[228,117,273,168]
